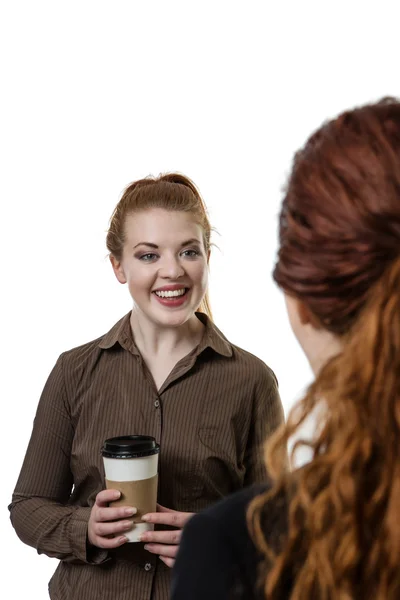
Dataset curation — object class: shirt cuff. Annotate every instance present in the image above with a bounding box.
[69,506,109,565]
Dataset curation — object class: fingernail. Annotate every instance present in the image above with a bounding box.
[113,491,121,499]
[144,544,150,551]
[119,536,128,543]
[141,514,149,522]
[139,533,148,542]
[125,507,137,516]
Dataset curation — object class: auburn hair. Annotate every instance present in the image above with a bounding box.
[248,97,400,598]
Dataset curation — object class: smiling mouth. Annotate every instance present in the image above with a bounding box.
[153,288,188,299]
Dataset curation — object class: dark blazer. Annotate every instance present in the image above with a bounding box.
[171,484,272,599]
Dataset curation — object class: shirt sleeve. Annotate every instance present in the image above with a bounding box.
[171,512,236,600]
[8,354,108,565]
[244,365,286,485]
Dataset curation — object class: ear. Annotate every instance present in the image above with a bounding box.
[297,300,323,329]
[297,300,311,325]
[110,255,127,284]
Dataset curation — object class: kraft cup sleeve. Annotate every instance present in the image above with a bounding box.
[106,474,158,522]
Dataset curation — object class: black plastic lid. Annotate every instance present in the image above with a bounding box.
[101,435,160,459]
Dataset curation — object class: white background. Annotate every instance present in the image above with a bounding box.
[1,0,399,596]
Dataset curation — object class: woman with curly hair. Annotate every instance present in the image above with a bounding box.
[172,97,400,599]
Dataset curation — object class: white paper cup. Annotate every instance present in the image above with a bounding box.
[101,435,160,542]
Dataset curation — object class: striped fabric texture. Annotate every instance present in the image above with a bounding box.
[9,312,284,600]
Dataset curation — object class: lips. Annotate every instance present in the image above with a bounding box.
[152,286,190,307]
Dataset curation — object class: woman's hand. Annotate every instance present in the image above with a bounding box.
[87,489,137,549]
[139,504,194,567]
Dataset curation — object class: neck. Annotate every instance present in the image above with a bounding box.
[130,309,205,358]
[308,329,343,376]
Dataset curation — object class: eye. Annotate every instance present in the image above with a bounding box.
[181,249,200,258]
[139,253,158,262]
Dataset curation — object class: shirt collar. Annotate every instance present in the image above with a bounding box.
[194,312,233,357]
[98,312,232,358]
[98,313,138,354]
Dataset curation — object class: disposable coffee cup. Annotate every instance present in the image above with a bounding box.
[101,435,160,542]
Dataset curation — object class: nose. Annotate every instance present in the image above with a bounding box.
[159,254,185,279]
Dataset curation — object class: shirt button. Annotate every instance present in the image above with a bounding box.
[144,562,152,571]
[154,400,160,408]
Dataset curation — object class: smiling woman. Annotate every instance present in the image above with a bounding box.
[110,209,209,331]
[107,173,213,320]
[9,173,285,600]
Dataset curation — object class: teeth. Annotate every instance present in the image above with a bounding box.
[155,288,186,298]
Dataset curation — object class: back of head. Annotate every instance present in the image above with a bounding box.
[106,173,212,318]
[249,98,400,599]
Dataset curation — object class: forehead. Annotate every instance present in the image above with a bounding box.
[124,209,204,245]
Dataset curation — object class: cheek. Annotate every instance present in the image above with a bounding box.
[192,262,208,287]
[126,267,154,291]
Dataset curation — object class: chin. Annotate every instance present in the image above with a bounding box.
[155,310,192,328]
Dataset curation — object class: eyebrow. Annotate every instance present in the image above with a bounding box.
[133,238,202,250]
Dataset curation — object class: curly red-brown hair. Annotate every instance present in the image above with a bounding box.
[248,97,400,599]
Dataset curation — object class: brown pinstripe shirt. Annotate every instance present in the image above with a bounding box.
[9,312,284,600]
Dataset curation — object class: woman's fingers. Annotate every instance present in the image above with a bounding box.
[159,555,175,568]
[96,505,137,523]
[93,533,130,549]
[95,488,122,506]
[142,508,193,528]
[140,529,182,545]
[144,542,179,559]
[87,489,137,548]
[94,519,134,538]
